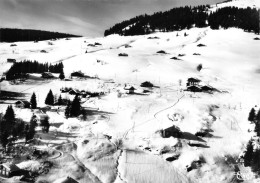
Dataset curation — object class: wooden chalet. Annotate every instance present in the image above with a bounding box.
[15,100,31,108]
[187,78,201,86]
[0,163,21,178]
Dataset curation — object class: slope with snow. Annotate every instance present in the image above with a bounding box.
[0,12,260,183]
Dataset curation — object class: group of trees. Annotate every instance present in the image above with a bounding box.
[6,60,64,80]
[104,6,259,36]
[0,106,34,149]
[45,89,64,106]
[208,7,259,33]
[45,89,86,118]
[244,107,260,175]
[65,95,82,118]
[0,28,80,42]
[0,105,52,149]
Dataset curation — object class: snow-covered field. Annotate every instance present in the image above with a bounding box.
[1,8,260,182]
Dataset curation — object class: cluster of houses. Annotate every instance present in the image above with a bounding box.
[185,78,216,93]
[61,87,104,98]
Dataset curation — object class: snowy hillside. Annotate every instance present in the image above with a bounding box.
[0,0,260,182]
[1,26,260,182]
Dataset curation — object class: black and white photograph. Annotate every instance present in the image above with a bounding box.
[0,0,260,182]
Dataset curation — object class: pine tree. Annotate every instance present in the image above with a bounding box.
[0,115,8,149]
[4,105,15,133]
[45,89,54,105]
[4,105,15,122]
[40,116,50,133]
[26,114,38,141]
[251,148,260,175]
[59,69,65,80]
[255,122,260,137]
[248,108,256,122]
[244,139,254,167]
[65,100,71,118]
[256,110,260,123]
[58,95,63,105]
[30,92,37,109]
[0,130,9,151]
[70,95,81,117]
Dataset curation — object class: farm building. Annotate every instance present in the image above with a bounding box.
[118,53,128,57]
[7,58,16,63]
[124,86,136,94]
[71,71,84,77]
[157,50,167,54]
[15,100,31,108]
[0,163,21,178]
[161,125,182,138]
[69,89,80,95]
[187,78,201,86]
[42,72,54,79]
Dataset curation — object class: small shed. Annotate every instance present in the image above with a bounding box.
[187,78,201,86]
[161,125,182,138]
[42,72,54,79]
[15,100,31,108]
[0,163,21,178]
[7,58,16,63]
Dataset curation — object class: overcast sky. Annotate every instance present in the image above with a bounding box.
[0,0,224,37]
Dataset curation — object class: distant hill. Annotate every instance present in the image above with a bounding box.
[104,2,259,36]
[0,28,81,42]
